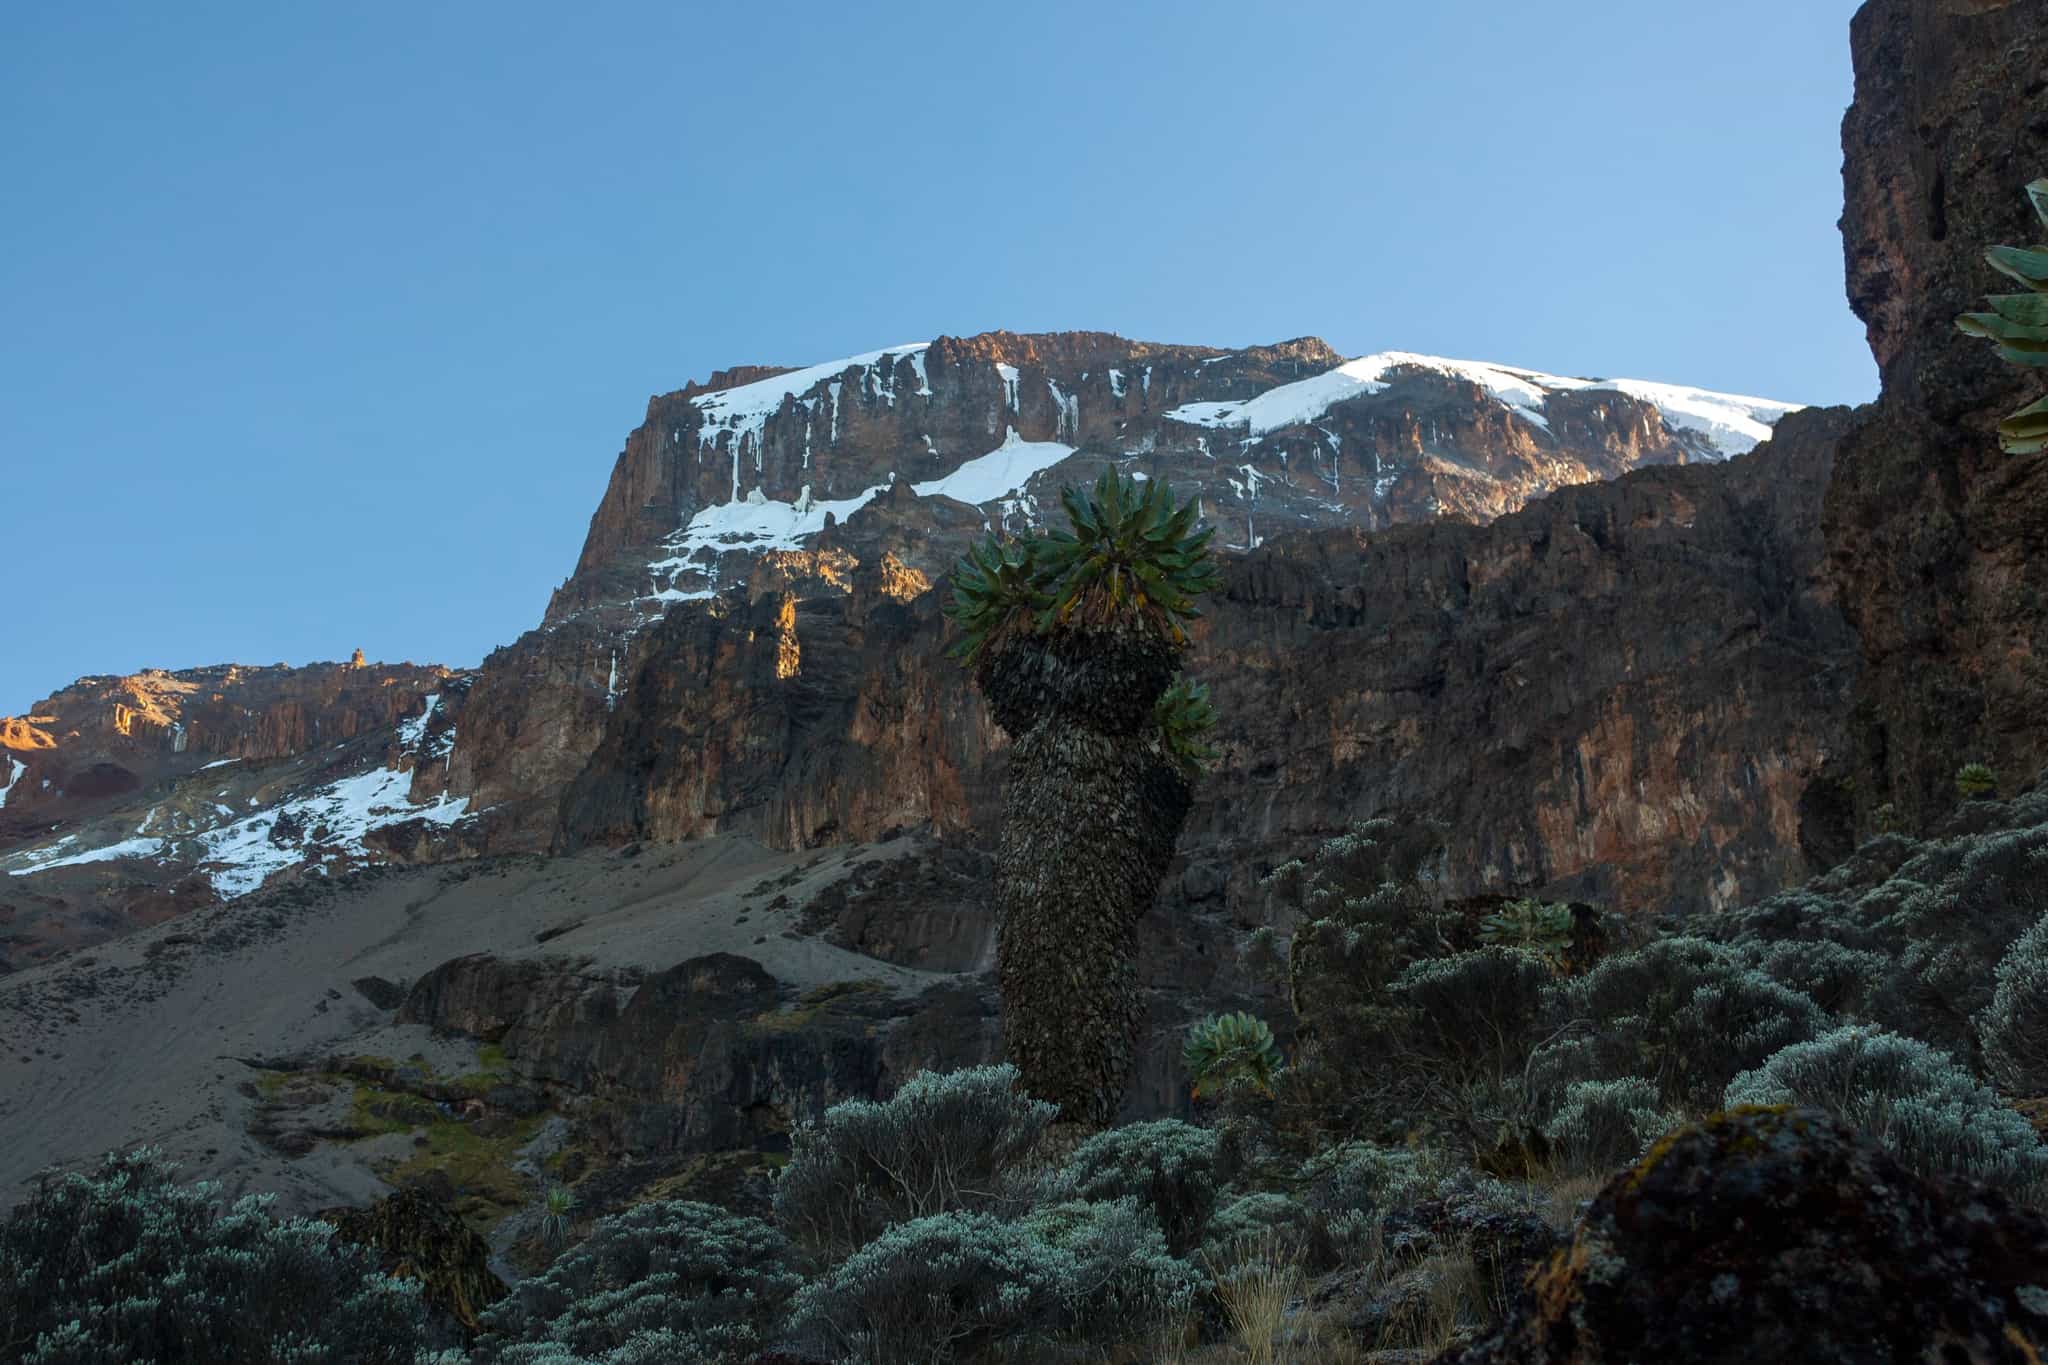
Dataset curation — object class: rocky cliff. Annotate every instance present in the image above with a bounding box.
[555,405,1857,918]
[452,331,1815,892]
[1823,0,2048,833]
[0,661,477,971]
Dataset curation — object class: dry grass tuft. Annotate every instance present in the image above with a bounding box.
[1204,1230,1303,1365]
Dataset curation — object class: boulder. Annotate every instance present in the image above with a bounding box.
[1442,1106,2048,1364]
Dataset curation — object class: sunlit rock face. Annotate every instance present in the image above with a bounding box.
[0,661,477,970]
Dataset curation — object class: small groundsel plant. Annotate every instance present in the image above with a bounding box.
[1478,898,1575,967]
[0,1147,440,1365]
[1957,762,2000,800]
[1955,178,2048,454]
[1183,1010,1283,1102]
[470,1199,801,1365]
[770,1063,1054,1257]
[538,1182,573,1248]
[1726,1024,2048,1196]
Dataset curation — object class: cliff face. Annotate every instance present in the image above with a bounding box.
[559,405,1858,917]
[1824,0,2048,830]
[0,661,476,972]
[457,331,1807,855]
[0,661,454,841]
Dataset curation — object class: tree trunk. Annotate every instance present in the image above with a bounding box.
[995,721,1178,1125]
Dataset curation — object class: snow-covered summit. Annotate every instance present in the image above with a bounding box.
[1165,351,1801,460]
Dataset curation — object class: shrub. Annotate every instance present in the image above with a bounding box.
[1199,1192,1303,1264]
[1017,1198,1204,1344]
[1735,938,1889,1017]
[1869,825,2048,1058]
[1696,819,2048,1062]
[1981,909,2048,1093]
[470,1200,800,1365]
[1183,1012,1283,1102]
[1296,1141,1431,1265]
[1957,763,2000,800]
[1267,818,1456,1142]
[1056,1119,1221,1256]
[0,1148,439,1365]
[781,1212,1067,1363]
[1529,937,1827,1114]
[771,1064,1054,1255]
[1541,1078,1679,1175]
[1726,1025,2048,1194]
[1388,948,1552,1144]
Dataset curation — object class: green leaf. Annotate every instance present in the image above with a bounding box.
[2002,392,2048,455]
[1986,245,2048,290]
[2028,179,2048,232]
[1988,293,2048,327]
[1962,313,2048,344]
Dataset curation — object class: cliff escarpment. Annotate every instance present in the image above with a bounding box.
[1824,0,2048,831]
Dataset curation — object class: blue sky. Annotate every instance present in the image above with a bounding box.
[2,1,1872,715]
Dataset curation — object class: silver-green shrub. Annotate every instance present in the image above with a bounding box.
[1980,908,2048,1093]
[1726,1025,2048,1194]
[771,1064,1055,1255]
[1198,1191,1301,1264]
[779,1210,1077,1363]
[1017,1197,1204,1343]
[1530,937,1827,1113]
[0,1148,440,1365]
[1541,1077,1679,1175]
[1295,1140,1430,1263]
[1053,1118,1220,1255]
[470,1199,799,1365]
[1389,946,1552,1141]
[1735,938,1890,1017]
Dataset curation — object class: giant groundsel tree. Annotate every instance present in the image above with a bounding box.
[946,468,1220,1126]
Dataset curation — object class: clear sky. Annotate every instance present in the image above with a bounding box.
[2,1,1874,716]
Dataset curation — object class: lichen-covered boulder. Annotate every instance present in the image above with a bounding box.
[319,1186,507,1338]
[1441,1106,2048,1364]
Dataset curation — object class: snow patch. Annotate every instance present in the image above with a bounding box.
[1165,350,1801,458]
[190,766,474,899]
[0,757,23,809]
[911,428,1076,505]
[9,834,163,874]
[689,343,930,463]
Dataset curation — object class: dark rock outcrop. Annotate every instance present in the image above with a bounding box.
[1444,1105,2048,1364]
[1824,0,2048,836]
[398,952,1003,1157]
